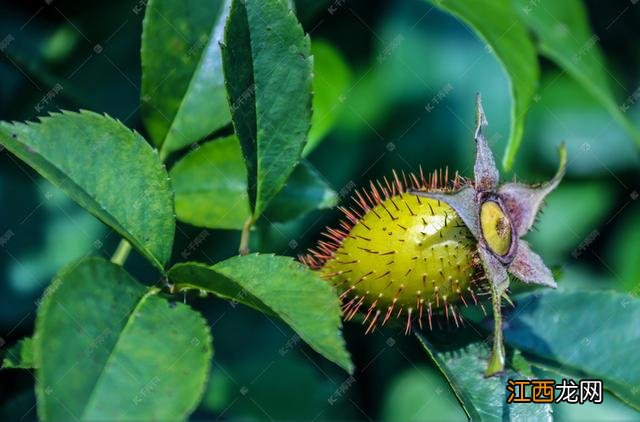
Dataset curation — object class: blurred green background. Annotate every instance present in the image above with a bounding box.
[1,0,639,420]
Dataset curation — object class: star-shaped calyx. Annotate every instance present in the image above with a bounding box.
[410,94,566,376]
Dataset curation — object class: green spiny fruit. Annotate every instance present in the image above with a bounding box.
[302,95,566,376]
[301,170,488,334]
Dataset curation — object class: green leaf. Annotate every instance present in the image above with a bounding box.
[503,290,640,410]
[141,0,232,155]
[222,0,313,217]
[33,257,212,421]
[424,0,539,170]
[170,136,336,229]
[525,72,639,174]
[536,367,640,420]
[168,254,353,373]
[416,332,553,421]
[303,39,352,156]
[0,112,175,269]
[170,136,250,230]
[0,111,175,269]
[2,337,34,370]
[513,0,640,148]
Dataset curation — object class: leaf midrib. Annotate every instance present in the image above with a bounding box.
[161,0,230,154]
[173,182,246,195]
[79,288,157,419]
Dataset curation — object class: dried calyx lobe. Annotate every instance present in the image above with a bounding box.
[412,94,566,295]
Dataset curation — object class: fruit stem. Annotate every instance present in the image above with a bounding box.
[159,145,170,163]
[111,239,132,266]
[239,217,253,255]
[485,281,505,377]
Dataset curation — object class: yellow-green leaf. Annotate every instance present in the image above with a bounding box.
[513,0,640,148]
[170,136,336,229]
[303,40,352,156]
[424,0,539,170]
[1,337,34,370]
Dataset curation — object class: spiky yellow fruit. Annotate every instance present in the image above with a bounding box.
[301,170,485,334]
[303,94,565,375]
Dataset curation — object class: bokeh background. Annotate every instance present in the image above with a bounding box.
[1,0,639,420]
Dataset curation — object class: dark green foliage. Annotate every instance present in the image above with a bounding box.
[417,333,553,420]
[1,0,639,420]
[222,0,313,217]
[502,290,640,410]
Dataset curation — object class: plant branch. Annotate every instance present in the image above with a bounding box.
[239,217,253,255]
[111,239,132,266]
[159,145,170,163]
